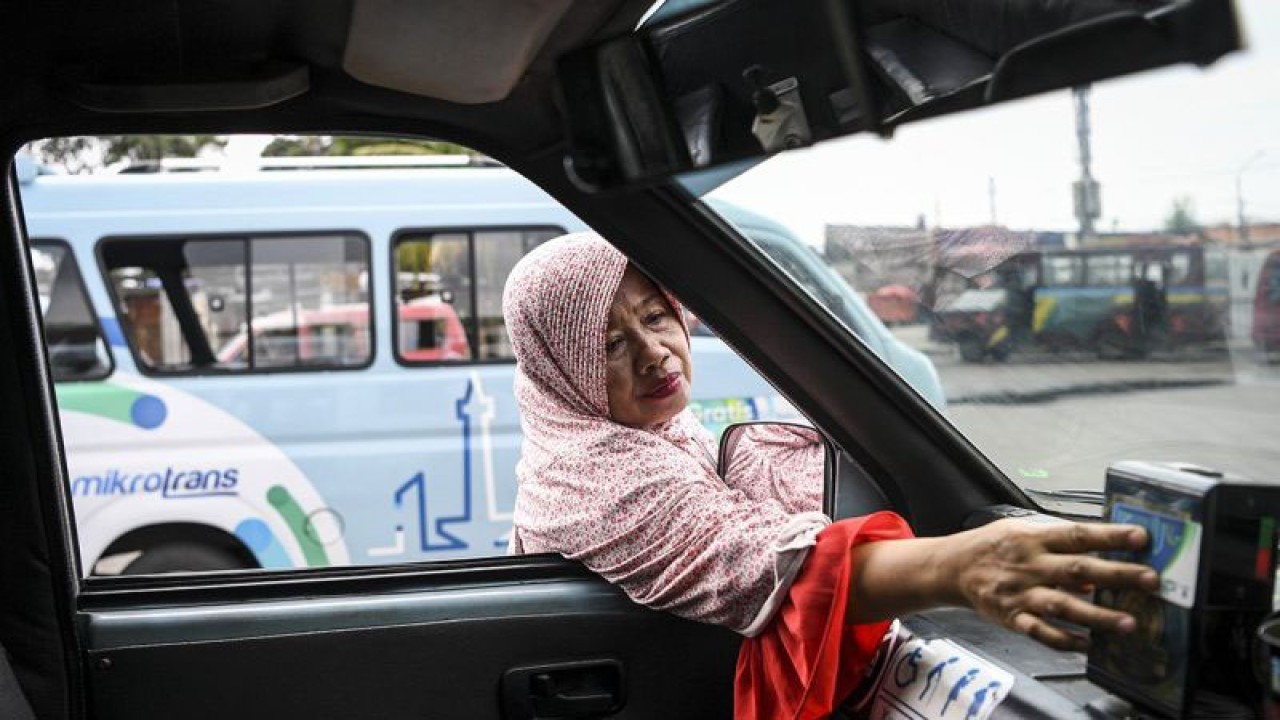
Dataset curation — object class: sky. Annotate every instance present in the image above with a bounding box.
[710,0,1280,246]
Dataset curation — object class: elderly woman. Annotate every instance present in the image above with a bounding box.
[503,233,1156,718]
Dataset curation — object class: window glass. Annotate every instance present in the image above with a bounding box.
[248,236,370,368]
[1085,254,1132,287]
[703,0,1276,506]
[30,242,112,381]
[181,239,247,369]
[475,230,559,359]
[21,134,789,580]
[1167,252,1193,286]
[1044,256,1084,286]
[104,234,369,373]
[395,233,471,361]
[394,228,558,363]
[753,235,871,339]
[109,265,196,369]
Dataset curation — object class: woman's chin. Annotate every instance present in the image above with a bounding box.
[615,391,690,428]
[645,390,690,426]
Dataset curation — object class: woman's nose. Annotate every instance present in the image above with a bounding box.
[636,332,670,372]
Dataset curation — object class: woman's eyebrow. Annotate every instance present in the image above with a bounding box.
[636,293,664,309]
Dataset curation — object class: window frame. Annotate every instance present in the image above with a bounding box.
[95,230,376,378]
[389,224,565,368]
[30,237,116,383]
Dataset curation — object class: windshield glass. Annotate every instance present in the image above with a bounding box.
[698,0,1279,498]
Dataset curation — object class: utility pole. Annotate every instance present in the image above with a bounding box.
[988,176,997,226]
[1237,150,1265,243]
[1073,87,1101,239]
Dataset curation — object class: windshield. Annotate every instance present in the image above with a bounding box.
[697,0,1279,498]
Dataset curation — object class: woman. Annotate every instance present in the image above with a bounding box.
[503,233,1156,718]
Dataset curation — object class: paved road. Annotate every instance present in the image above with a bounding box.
[889,324,1280,497]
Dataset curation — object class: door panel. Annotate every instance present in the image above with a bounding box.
[81,567,739,719]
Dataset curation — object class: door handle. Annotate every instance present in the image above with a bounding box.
[502,659,625,719]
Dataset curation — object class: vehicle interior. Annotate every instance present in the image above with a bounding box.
[0,0,1260,718]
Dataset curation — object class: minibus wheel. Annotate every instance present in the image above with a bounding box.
[121,542,250,575]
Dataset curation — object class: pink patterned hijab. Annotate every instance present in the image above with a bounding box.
[504,232,827,634]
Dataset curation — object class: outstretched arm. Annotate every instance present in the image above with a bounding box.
[847,518,1158,650]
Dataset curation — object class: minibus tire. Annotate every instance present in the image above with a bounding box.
[121,542,249,575]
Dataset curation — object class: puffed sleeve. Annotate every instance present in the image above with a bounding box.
[514,430,829,634]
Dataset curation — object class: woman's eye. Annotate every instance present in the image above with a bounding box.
[645,310,667,325]
[606,337,624,353]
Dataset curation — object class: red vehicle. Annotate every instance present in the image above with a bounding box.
[866,284,920,326]
[218,300,469,366]
[397,299,471,362]
[1254,249,1280,361]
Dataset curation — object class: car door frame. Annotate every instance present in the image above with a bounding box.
[1,120,1031,720]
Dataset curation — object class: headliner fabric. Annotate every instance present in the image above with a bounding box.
[343,0,573,104]
[503,232,828,633]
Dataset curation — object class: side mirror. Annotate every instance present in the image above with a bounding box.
[718,421,830,509]
[719,420,898,520]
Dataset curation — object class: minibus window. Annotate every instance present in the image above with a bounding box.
[249,236,370,368]
[1168,252,1193,286]
[103,233,370,374]
[1044,256,1084,286]
[474,230,558,359]
[30,241,112,382]
[393,227,560,365]
[1085,254,1132,287]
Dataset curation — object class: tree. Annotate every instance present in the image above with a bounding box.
[26,135,226,173]
[99,135,226,165]
[262,135,471,157]
[1163,196,1199,234]
[26,137,98,174]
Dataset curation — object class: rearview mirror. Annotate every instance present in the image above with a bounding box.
[557,0,1243,190]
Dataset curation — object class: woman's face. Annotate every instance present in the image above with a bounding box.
[605,266,692,427]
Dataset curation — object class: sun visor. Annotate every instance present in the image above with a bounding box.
[343,0,573,104]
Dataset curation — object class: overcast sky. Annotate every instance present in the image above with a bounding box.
[710,0,1280,246]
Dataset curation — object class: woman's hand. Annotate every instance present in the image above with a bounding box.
[848,517,1159,651]
[937,518,1159,651]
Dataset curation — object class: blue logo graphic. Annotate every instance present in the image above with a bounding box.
[391,379,481,552]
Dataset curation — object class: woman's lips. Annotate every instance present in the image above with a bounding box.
[644,372,682,400]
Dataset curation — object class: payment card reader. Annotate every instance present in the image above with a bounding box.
[1088,461,1280,719]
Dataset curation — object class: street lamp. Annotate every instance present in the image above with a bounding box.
[1237,150,1266,243]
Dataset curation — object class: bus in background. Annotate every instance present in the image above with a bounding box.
[19,150,944,576]
[1255,249,1280,362]
[932,243,1230,362]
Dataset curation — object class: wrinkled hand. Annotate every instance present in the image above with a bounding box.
[943,518,1159,651]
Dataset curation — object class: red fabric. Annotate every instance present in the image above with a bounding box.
[735,512,914,720]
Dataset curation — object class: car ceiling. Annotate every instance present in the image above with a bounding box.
[1,0,651,151]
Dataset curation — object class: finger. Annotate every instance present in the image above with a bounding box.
[1038,522,1149,554]
[1035,553,1159,592]
[1023,587,1136,634]
[1009,611,1090,652]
